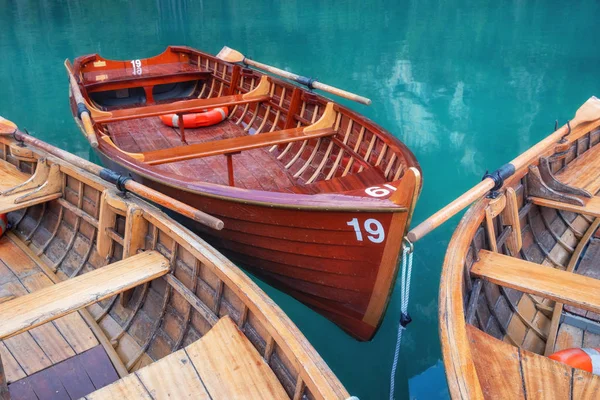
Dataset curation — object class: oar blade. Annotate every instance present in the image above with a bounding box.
[573,96,600,125]
[216,46,244,63]
[0,116,17,135]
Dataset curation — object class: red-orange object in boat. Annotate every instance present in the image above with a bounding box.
[549,348,600,375]
[160,107,228,128]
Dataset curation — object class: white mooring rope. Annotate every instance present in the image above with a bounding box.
[389,240,414,400]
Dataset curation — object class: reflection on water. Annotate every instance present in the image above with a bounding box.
[2,0,600,398]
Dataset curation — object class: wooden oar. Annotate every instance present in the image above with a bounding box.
[64,60,99,148]
[407,96,600,243]
[3,126,223,230]
[216,46,372,106]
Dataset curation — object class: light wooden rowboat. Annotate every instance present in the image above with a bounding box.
[439,98,600,398]
[0,127,350,399]
[67,45,422,341]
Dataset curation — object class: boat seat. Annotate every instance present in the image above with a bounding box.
[142,126,337,165]
[471,250,600,315]
[530,196,600,219]
[84,316,289,400]
[555,141,600,195]
[90,92,272,124]
[0,251,169,340]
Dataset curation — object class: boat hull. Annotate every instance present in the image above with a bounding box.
[99,152,408,341]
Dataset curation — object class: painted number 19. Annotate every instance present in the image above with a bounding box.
[130,59,142,75]
[347,218,385,243]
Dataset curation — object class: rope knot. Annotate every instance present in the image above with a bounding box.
[399,312,412,328]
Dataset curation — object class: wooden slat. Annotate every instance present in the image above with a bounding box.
[556,140,600,195]
[0,192,61,214]
[135,349,211,399]
[573,368,600,399]
[0,251,169,339]
[531,196,600,219]
[143,127,336,165]
[520,347,572,398]
[93,93,271,123]
[472,250,600,315]
[186,316,288,399]
[85,374,152,400]
[0,161,28,191]
[466,325,525,399]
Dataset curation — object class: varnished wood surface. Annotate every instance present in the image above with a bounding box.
[0,251,169,340]
[70,45,422,341]
[531,196,600,219]
[467,325,600,399]
[109,117,297,191]
[86,317,287,399]
[93,93,271,123]
[472,250,600,323]
[439,116,600,399]
[0,141,350,399]
[143,126,336,165]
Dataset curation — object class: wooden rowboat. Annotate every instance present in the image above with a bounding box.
[437,97,600,398]
[67,46,422,341]
[0,122,350,399]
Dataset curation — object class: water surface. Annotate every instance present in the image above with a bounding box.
[2,1,599,398]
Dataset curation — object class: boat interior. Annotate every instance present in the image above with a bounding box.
[71,46,418,195]
[444,123,600,396]
[0,138,348,399]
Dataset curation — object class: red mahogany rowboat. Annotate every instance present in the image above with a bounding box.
[67,45,421,341]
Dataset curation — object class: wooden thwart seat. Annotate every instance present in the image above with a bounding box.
[85,316,288,400]
[0,191,61,214]
[90,75,272,123]
[531,196,600,219]
[0,251,169,340]
[471,250,600,315]
[143,126,337,165]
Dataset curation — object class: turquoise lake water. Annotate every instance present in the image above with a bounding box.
[2,0,599,398]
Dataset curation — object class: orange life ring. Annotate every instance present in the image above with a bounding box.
[160,107,228,128]
[0,214,7,237]
[549,348,600,374]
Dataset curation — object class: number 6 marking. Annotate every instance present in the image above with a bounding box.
[347,218,385,243]
[365,184,397,197]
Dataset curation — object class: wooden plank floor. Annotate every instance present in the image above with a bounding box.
[0,235,99,383]
[85,316,288,400]
[8,345,119,400]
[108,117,297,191]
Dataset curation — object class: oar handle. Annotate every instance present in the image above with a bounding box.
[244,59,372,105]
[13,131,224,230]
[407,122,576,243]
[65,61,99,148]
[406,178,496,242]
